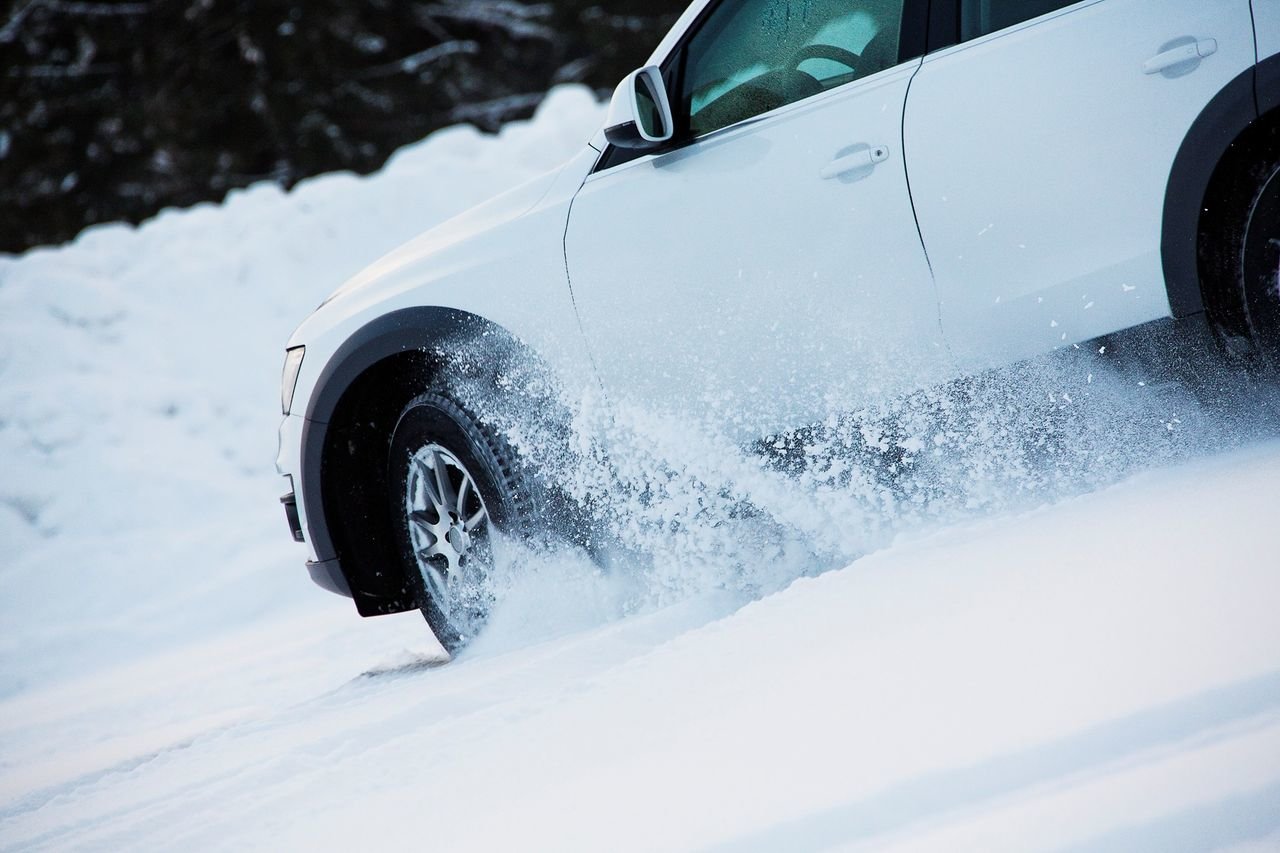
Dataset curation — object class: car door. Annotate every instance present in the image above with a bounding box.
[565,0,950,441]
[903,0,1257,371]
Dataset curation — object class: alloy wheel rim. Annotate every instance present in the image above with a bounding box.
[404,443,492,633]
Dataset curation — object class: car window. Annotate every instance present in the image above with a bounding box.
[679,0,907,138]
[960,0,1078,41]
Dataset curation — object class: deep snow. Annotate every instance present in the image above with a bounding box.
[2,84,1279,851]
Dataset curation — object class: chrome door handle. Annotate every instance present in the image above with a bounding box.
[1144,38,1216,74]
[820,145,889,180]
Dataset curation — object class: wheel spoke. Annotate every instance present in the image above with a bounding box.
[419,561,447,596]
[432,449,457,511]
[416,458,442,508]
[408,509,438,536]
[422,540,460,572]
[464,506,487,533]
[408,462,424,509]
[456,476,471,517]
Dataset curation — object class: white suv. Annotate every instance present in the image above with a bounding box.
[278,0,1280,651]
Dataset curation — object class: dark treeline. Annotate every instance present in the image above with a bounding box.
[0,0,686,254]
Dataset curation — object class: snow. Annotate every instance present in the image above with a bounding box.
[2,83,1280,850]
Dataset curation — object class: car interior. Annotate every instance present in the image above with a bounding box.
[680,0,906,137]
[960,0,1077,41]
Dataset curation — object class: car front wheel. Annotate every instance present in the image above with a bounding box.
[387,390,540,653]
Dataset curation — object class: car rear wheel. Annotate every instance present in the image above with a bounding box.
[1240,156,1280,369]
[387,390,541,653]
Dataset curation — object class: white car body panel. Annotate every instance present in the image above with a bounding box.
[284,148,597,422]
[276,413,316,560]
[904,0,1257,371]
[1257,0,1280,62]
[1259,0,1280,62]
[568,63,952,439]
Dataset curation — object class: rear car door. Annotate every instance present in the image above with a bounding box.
[903,0,1257,371]
[565,0,951,440]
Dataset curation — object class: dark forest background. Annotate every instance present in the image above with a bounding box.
[0,0,687,254]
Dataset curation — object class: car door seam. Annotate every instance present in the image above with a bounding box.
[561,162,610,398]
[1249,0,1261,115]
[900,55,950,347]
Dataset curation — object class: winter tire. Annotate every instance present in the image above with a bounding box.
[1239,154,1280,368]
[388,390,542,653]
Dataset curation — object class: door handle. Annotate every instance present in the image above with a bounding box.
[820,145,889,180]
[1144,38,1216,74]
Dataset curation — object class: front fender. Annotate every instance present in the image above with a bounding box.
[285,145,598,422]
[281,146,599,614]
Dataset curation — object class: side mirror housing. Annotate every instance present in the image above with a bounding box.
[603,65,674,150]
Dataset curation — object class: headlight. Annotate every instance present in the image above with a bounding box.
[281,346,305,415]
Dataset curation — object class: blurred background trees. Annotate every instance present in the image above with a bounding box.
[0,0,686,253]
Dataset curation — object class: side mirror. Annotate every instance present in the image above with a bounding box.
[603,65,674,150]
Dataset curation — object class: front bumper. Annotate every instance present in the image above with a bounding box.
[278,411,354,598]
[280,489,304,542]
[278,476,354,598]
[278,415,318,556]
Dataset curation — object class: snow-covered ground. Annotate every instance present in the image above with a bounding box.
[2,85,1279,851]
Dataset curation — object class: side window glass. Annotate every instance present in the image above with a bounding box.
[960,0,1078,41]
[679,0,907,139]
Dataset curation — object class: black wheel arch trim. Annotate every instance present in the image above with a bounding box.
[1162,54,1280,317]
[297,306,498,612]
[306,558,351,597]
